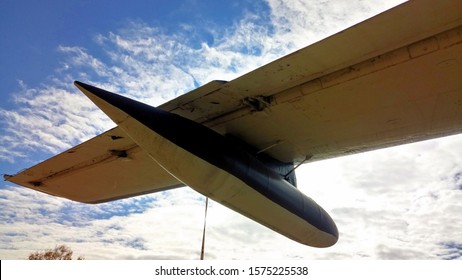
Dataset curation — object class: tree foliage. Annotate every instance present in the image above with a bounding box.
[28,244,84,260]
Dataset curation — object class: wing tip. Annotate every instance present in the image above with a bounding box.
[73,80,83,86]
[74,80,91,92]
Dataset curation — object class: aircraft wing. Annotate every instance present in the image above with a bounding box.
[161,0,462,163]
[5,126,184,203]
[5,0,462,204]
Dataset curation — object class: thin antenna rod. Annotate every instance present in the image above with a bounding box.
[200,197,209,260]
[284,155,312,180]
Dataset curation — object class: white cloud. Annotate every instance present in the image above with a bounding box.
[296,134,462,259]
[267,0,407,49]
[2,0,461,260]
[0,81,111,159]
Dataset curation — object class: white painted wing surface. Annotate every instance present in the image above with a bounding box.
[162,0,462,164]
[5,126,184,203]
[6,0,462,203]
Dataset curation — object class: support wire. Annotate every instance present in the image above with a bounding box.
[200,197,209,260]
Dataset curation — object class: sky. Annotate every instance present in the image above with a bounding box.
[0,0,461,260]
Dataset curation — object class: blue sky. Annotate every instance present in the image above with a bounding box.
[0,0,252,92]
[1,0,462,260]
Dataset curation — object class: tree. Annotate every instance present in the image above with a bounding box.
[28,244,84,260]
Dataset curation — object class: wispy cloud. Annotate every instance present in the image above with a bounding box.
[2,0,461,260]
[0,81,110,161]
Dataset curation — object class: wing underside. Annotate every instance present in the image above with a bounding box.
[5,0,462,204]
[5,126,184,203]
[161,0,462,163]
